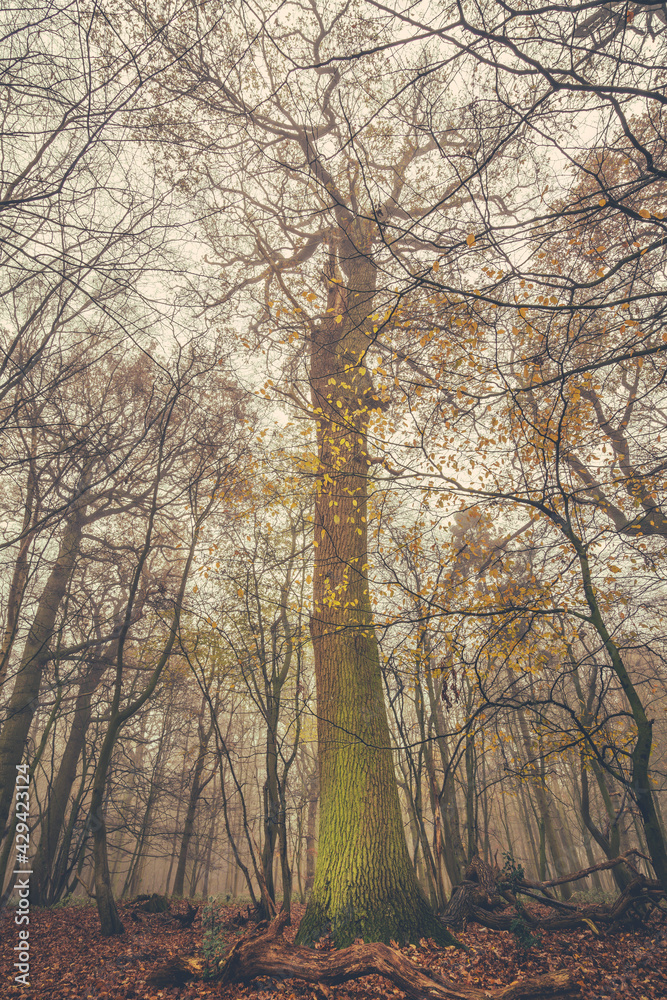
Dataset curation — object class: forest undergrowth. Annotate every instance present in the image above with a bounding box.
[1,900,665,1000]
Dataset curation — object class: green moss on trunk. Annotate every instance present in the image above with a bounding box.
[297,245,458,949]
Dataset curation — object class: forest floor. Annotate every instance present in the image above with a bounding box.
[1,899,665,1000]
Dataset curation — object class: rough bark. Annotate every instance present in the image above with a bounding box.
[303,763,318,894]
[297,236,456,948]
[221,911,577,1000]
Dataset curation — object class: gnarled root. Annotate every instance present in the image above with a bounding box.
[218,910,578,1000]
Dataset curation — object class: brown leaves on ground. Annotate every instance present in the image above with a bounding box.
[1,901,665,1000]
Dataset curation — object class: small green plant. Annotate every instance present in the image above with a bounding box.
[50,892,74,909]
[509,916,541,950]
[201,901,227,979]
[49,892,94,909]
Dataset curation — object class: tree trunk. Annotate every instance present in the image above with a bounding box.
[173,713,213,898]
[0,506,84,842]
[32,656,107,904]
[261,695,281,907]
[570,533,667,892]
[0,433,38,687]
[90,729,124,936]
[202,784,219,898]
[579,761,632,892]
[297,240,456,948]
[426,676,466,887]
[304,762,318,894]
[514,702,573,899]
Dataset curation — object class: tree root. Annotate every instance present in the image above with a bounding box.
[218,910,578,999]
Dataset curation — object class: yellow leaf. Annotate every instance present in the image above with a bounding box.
[598,198,606,207]
[639,208,650,219]
[335,314,343,324]
[466,234,475,246]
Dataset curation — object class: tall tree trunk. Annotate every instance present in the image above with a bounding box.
[32,656,107,904]
[90,729,125,936]
[0,432,38,687]
[569,531,667,891]
[261,695,281,907]
[172,712,213,898]
[202,783,219,899]
[514,700,573,900]
[464,726,477,863]
[580,760,632,892]
[124,714,169,900]
[0,506,84,842]
[420,655,466,886]
[296,239,455,948]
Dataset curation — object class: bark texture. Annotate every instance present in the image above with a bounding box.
[297,236,455,948]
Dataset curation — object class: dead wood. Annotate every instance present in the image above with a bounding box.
[146,955,198,987]
[520,850,650,890]
[217,910,578,1000]
[466,878,664,932]
[172,901,199,927]
[442,850,664,931]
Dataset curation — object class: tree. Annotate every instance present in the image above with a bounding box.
[85,359,246,935]
[135,0,468,945]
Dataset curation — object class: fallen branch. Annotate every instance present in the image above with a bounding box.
[442,852,665,931]
[521,850,651,890]
[218,910,578,1000]
[466,878,664,932]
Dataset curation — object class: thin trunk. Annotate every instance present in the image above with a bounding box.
[570,530,667,891]
[0,434,38,687]
[173,713,213,898]
[32,656,107,904]
[423,665,466,885]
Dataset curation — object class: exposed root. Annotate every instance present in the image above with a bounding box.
[217,910,578,1000]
